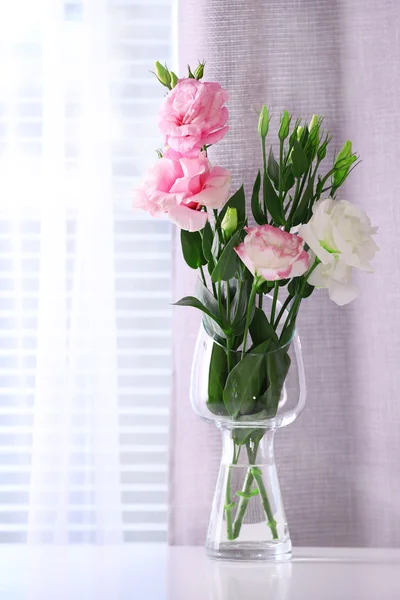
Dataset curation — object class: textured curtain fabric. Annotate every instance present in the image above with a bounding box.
[169,0,400,546]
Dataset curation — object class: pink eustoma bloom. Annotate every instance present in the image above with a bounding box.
[157,78,229,157]
[132,154,231,232]
[235,225,309,281]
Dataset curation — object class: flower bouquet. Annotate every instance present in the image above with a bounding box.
[133,62,378,561]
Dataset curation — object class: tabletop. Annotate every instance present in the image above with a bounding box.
[0,545,400,600]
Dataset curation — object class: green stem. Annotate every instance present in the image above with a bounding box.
[232,438,278,540]
[251,466,279,540]
[280,260,320,339]
[278,139,284,203]
[241,280,259,359]
[225,466,235,540]
[224,440,240,541]
[217,280,223,319]
[199,265,207,288]
[226,281,231,324]
[213,209,223,247]
[232,468,255,539]
[274,295,292,328]
[270,282,279,324]
[261,137,267,216]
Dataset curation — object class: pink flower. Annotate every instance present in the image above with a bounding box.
[234,225,309,281]
[157,79,229,157]
[133,154,231,232]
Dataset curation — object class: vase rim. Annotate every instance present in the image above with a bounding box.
[201,320,294,356]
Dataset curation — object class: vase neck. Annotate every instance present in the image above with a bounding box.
[220,427,275,466]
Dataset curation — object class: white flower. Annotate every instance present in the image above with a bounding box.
[308,259,358,306]
[299,198,378,271]
[299,198,379,306]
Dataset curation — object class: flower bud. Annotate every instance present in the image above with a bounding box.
[221,207,238,240]
[309,114,318,132]
[278,110,291,141]
[194,62,205,80]
[170,71,178,88]
[154,61,171,88]
[332,141,357,189]
[296,126,304,141]
[257,105,270,138]
[334,140,352,166]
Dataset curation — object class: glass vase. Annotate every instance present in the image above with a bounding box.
[190,295,306,561]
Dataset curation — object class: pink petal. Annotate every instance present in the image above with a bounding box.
[167,205,208,232]
[234,243,256,277]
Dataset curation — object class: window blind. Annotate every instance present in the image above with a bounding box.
[0,0,173,543]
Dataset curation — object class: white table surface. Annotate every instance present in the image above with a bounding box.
[1,545,400,600]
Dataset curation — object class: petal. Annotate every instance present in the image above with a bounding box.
[298,223,334,264]
[289,250,309,277]
[168,206,208,232]
[234,243,257,278]
[328,279,359,306]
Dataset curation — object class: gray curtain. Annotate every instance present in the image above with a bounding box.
[169,0,400,547]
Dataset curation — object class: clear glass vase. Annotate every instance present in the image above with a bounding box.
[190,295,306,561]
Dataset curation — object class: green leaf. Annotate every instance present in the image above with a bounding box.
[232,425,265,446]
[202,220,214,263]
[301,281,314,299]
[282,168,295,192]
[237,488,259,499]
[258,351,291,417]
[173,296,222,324]
[217,186,246,227]
[231,279,250,326]
[292,177,314,226]
[280,321,296,346]
[267,148,279,188]
[291,140,309,179]
[202,314,226,344]
[264,174,285,225]
[207,342,228,416]
[211,231,241,283]
[181,229,206,269]
[223,340,271,418]
[194,278,220,319]
[251,171,267,225]
[249,307,279,347]
[211,230,220,260]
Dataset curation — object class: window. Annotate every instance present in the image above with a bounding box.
[0,0,173,543]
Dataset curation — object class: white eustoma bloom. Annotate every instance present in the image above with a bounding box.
[299,198,379,305]
[308,260,358,306]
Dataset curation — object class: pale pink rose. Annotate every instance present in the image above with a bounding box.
[157,79,229,157]
[133,154,231,232]
[234,225,309,281]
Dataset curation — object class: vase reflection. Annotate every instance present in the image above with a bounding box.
[205,558,293,600]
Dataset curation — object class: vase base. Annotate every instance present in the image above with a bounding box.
[206,539,292,562]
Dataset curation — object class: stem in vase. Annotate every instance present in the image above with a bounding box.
[231,436,279,541]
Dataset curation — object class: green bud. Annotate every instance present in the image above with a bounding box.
[278,111,291,141]
[334,140,352,167]
[154,61,171,88]
[257,105,270,138]
[155,148,163,158]
[317,134,331,161]
[194,62,205,80]
[170,71,178,88]
[309,114,318,132]
[221,207,238,241]
[187,64,195,78]
[332,141,357,189]
[296,126,304,141]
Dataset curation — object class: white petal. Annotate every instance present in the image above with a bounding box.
[328,279,358,306]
